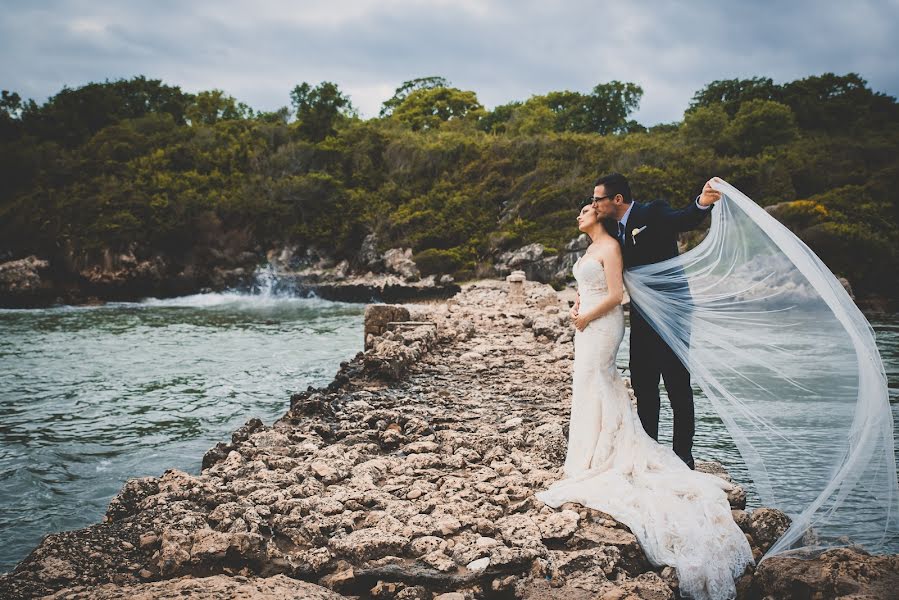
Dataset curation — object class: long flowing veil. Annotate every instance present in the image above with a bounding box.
[623,178,899,560]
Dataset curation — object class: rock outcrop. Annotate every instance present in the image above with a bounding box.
[262,245,458,303]
[752,546,899,599]
[0,279,891,599]
[493,235,588,284]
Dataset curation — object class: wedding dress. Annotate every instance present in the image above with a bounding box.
[534,253,755,600]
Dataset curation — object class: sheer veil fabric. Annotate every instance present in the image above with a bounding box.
[624,178,899,559]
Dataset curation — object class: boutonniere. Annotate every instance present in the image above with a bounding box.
[631,226,647,245]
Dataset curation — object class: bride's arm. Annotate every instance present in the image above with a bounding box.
[574,242,624,330]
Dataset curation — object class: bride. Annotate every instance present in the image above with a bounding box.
[534,198,754,600]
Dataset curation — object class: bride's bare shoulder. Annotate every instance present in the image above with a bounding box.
[597,237,622,260]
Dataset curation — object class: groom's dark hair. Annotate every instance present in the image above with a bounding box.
[594,172,633,204]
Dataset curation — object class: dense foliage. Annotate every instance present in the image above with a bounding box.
[1,73,897,299]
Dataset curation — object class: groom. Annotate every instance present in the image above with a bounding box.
[588,173,722,469]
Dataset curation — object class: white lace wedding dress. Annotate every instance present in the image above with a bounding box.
[534,254,754,600]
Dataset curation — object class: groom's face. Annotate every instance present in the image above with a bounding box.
[592,185,617,219]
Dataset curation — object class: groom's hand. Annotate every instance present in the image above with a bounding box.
[698,177,723,207]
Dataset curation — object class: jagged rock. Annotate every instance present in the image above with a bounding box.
[358,233,384,272]
[536,510,580,542]
[566,517,651,577]
[329,528,410,562]
[43,574,345,599]
[606,572,675,600]
[494,243,584,283]
[497,244,546,270]
[495,514,544,551]
[531,316,562,341]
[365,304,412,349]
[0,255,50,294]
[526,422,567,464]
[419,549,457,572]
[105,476,161,521]
[748,507,791,554]
[383,248,421,281]
[753,546,899,600]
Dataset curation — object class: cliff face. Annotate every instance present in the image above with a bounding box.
[0,237,461,308]
[0,249,257,308]
[1,280,895,599]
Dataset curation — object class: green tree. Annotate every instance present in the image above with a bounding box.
[688,77,779,117]
[290,81,357,142]
[186,90,253,125]
[485,81,643,135]
[391,87,484,131]
[380,76,450,117]
[724,100,798,156]
[681,104,729,149]
[12,76,194,147]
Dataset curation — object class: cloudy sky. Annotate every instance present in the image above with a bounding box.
[1,0,897,125]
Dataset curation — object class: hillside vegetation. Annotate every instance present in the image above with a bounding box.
[1,73,896,302]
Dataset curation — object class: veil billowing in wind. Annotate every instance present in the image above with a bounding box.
[623,178,899,560]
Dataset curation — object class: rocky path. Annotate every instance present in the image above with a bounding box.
[1,280,896,600]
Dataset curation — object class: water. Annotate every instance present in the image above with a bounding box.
[618,313,899,552]
[1,293,897,573]
[0,291,365,573]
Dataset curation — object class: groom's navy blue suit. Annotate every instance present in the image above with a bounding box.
[603,197,713,469]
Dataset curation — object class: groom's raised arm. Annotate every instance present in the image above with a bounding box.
[649,178,723,232]
[649,197,713,233]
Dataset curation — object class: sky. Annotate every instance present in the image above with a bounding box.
[1,0,897,126]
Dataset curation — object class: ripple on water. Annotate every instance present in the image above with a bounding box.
[0,292,365,573]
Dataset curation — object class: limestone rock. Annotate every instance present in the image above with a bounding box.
[383,248,421,281]
[328,528,410,563]
[43,574,345,599]
[754,546,899,600]
[748,507,791,554]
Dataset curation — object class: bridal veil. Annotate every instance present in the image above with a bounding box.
[623,178,899,560]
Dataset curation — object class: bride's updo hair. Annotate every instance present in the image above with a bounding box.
[594,172,633,204]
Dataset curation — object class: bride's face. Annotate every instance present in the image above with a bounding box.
[577,204,598,232]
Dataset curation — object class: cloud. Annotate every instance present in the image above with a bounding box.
[1,0,896,125]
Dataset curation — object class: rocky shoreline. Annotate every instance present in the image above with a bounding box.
[0,250,460,309]
[1,279,896,599]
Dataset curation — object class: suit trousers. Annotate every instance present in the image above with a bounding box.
[628,308,695,465]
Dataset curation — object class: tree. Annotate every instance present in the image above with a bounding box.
[485,81,643,135]
[724,99,798,156]
[478,100,522,134]
[380,76,450,117]
[390,87,484,131]
[687,73,899,132]
[688,77,779,117]
[12,76,194,146]
[290,81,356,142]
[185,90,253,125]
[681,104,729,148]
[780,73,899,131]
[254,106,291,124]
[0,91,23,141]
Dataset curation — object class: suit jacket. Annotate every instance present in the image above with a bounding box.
[604,198,713,331]
[603,198,713,269]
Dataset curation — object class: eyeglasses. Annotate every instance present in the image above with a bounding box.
[587,195,611,203]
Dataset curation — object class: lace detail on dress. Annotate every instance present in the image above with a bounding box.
[535,256,754,600]
[573,254,609,295]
